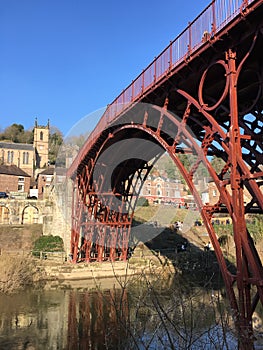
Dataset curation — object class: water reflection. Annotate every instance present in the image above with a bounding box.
[0,277,263,349]
[67,289,129,350]
[0,286,129,350]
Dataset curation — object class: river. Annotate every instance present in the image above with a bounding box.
[0,273,263,350]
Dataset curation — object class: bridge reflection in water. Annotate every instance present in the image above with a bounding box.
[67,288,129,350]
[1,276,263,349]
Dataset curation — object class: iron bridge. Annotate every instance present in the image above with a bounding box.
[67,1,263,348]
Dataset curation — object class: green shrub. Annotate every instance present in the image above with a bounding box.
[33,235,64,252]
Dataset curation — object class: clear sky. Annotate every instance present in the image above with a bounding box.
[0,0,209,137]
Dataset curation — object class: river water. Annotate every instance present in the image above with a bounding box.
[0,274,263,350]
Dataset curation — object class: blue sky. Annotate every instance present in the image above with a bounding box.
[0,0,209,136]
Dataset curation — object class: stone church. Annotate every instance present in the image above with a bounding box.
[0,119,50,178]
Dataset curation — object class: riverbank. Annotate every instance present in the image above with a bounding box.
[0,235,226,295]
[40,248,176,290]
[0,252,175,294]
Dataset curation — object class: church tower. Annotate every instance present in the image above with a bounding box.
[33,118,50,169]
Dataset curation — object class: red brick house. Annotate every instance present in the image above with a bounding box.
[0,164,31,194]
[140,175,187,205]
[36,167,55,199]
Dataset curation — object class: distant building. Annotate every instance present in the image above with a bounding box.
[36,167,55,199]
[140,175,187,205]
[0,119,50,178]
[0,164,31,194]
[33,119,50,169]
[207,178,253,206]
[0,142,35,176]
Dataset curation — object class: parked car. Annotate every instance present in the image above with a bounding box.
[0,192,9,198]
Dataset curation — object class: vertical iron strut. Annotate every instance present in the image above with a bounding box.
[227,48,253,349]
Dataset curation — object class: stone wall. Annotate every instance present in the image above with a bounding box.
[42,181,72,255]
[0,194,72,254]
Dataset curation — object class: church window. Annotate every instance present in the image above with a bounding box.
[23,152,29,164]
[40,131,43,140]
[7,151,14,163]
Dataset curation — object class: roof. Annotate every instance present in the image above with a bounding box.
[38,167,55,176]
[0,164,31,177]
[0,142,34,151]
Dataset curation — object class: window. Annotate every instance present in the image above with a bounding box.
[23,152,29,164]
[148,189,151,195]
[18,177,25,192]
[7,151,14,163]
[212,190,217,197]
[40,131,43,140]
[18,184,24,192]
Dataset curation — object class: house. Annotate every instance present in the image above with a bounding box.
[140,175,187,205]
[207,177,253,206]
[36,167,55,199]
[0,164,31,195]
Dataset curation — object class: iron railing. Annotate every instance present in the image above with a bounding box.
[105,0,256,121]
